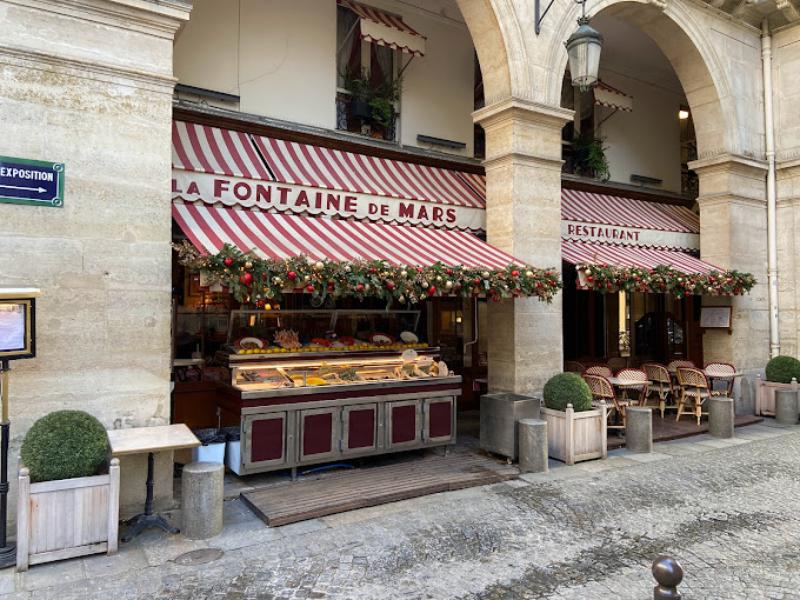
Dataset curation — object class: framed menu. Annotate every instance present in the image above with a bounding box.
[700,306,732,330]
[0,290,38,361]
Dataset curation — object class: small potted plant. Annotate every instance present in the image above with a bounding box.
[757,355,800,416]
[16,410,119,570]
[540,373,607,465]
[571,134,610,181]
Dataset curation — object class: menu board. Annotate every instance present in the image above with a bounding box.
[0,303,26,353]
[700,306,732,329]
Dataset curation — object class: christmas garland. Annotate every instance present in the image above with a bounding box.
[576,264,756,298]
[174,242,562,305]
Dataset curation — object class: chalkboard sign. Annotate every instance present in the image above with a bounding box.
[700,306,732,330]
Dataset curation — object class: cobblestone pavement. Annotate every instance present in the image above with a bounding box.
[5,423,800,599]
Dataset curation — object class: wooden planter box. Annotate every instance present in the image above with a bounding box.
[756,378,798,416]
[541,403,607,466]
[17,458,120,571]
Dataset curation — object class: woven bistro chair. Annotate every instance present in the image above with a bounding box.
[667,359,695,372]
[584,365,613,378]
[615,368,649,406]
[583,373,630,430]
[704,362,736,397]
[565,361,586,374]
[642,363,676,418]
[676,367,711,426]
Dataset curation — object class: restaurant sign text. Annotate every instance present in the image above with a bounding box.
[562,220,699,250]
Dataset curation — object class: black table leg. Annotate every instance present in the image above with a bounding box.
[122,452,180,543]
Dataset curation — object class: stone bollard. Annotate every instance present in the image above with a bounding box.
[181,461,224,540]
[775,389,799,425]
[708,396,735,438]
[626,407,652,453]
[653,555,683,600]
[518,419,548,474]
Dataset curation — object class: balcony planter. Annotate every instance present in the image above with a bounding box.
[16,459,120,570]
[541,372,607,465]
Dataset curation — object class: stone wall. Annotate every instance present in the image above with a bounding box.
[0,0,189,517]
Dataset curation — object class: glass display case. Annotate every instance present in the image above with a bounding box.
[231,353,451,392]
[226,309,430,360]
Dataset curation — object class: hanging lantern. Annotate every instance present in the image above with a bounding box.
[566,14,603,91]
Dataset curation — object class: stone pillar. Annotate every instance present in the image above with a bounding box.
[0,0,190,520]
[690,156,769,372]
[474,99,572,394]
[625,407,653,454]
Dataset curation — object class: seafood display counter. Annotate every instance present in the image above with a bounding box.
[219,310,461,476]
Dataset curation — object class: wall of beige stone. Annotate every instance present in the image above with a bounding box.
[0,0,189,518]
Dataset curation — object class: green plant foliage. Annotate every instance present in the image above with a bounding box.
[543,372,594,412]
[765,355,800,384]
[572,134,610,182]
[21,411,108,483]
[341,67,401,131]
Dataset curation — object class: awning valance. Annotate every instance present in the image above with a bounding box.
[562,240,717,275]
[594,81,633,113]
[172,121,485,231]
[173,203,517,269]
[338,0,427,57]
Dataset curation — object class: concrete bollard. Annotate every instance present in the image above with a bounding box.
[653,556,683,600]
[181,461,224,540]
[626,407,652,453]
[775,390,799,425]
[518,419,548,474]
[708,396,735,438]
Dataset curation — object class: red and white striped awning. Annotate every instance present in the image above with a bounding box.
[562,240,719,275]
[338,0,427,57]
[173,203,521,269]
[594,81,633,113]
[562,188,699,234]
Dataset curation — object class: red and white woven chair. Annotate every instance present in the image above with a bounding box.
[642,363,676,418]
[676,367,710,426]
[704,362,736,397]
[585,365,613,378]
[584,373,629,430]
[615,368,649,406]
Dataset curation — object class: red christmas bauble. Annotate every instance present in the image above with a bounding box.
[511,270,520,278]
[386,281,395,290]
[427,286,437,296]
[240,272,253,286]
[473,278,481,285]
[223,257,234,267]
[287,271,297,280]
[356,283,365,292]
[306,284,315,293]
[327,282,335,292]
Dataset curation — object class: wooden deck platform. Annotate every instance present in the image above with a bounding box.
[607,413,763,449]
[241,451,518,527]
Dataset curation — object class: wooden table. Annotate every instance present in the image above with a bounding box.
[108,424,200,542]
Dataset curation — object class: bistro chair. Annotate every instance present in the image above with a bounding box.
[583,374,629,430]
[704,362,736,397]
[642,363,676,418]
[565,361,586,374]
[675,367,711,426]
[584,365,613,378]
[615,368,649,406]
[667,359,695,372]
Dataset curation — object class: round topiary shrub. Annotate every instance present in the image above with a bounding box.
[21,410,108,483]
[765,355,800,384]
[543,372,593,412]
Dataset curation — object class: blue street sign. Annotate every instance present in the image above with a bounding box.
[0,156,64,208]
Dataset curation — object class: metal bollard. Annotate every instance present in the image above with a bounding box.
[653,555,683,600]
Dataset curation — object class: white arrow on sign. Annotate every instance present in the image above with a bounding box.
[0,184,46,194]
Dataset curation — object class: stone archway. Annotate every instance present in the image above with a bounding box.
[457,0,768,393]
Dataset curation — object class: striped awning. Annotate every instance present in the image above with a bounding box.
[594,81,633,113]
[173,203,521,269]
[338,0,426,57]
[562,240,719,275]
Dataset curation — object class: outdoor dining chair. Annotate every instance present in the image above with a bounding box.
[704,361,736,397]
[583,373,629,431]
[615,368,649,406]
[642,363,675,418]
[565,361,586,373]
[675,367,711,426]
[584,365,613,378]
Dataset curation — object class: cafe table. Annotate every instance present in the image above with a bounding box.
[107,424,200,542]
[607,376,648,405]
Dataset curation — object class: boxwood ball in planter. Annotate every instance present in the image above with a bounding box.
[543,373,593,412]
[765,355,800,384]
[20,410,108,483]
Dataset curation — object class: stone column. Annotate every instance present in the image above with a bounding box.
[474,99,572,394]
[690,156,770,373]
[0,0,190,519]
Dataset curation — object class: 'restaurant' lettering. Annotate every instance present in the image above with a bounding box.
[566,222,641,242]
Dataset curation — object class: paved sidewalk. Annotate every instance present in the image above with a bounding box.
[4,420,800,599]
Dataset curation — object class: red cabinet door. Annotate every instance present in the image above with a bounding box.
[387,400,421,449]
[424,397,455,444]
[299,407,340,463]
[342,403,378,455]
[243,412,289,470]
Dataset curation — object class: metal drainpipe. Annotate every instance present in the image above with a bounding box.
[762,19,780,358]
